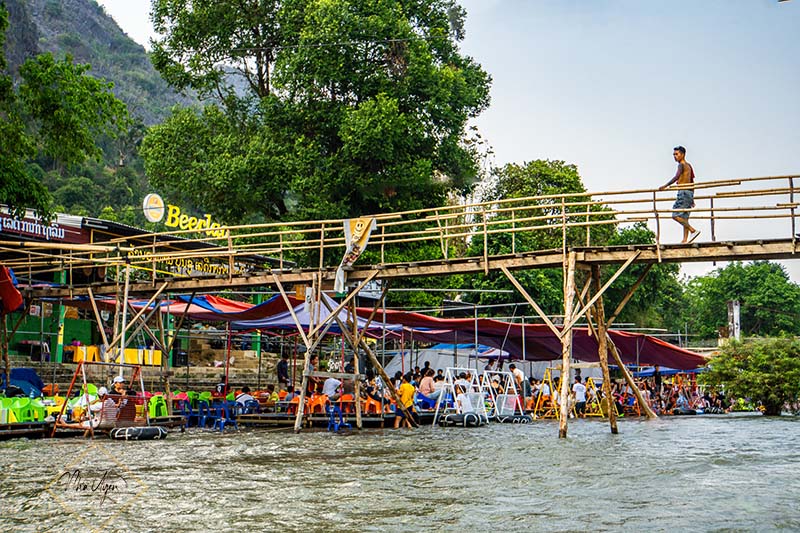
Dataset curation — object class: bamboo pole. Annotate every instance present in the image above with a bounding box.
[350,298,362,430]
[559,251,577,439]
[591,265,618,434]
[607,338,657,419]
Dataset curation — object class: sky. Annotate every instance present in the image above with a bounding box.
[96,0,800,279]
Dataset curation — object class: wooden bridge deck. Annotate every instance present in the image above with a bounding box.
[27,237,798,297]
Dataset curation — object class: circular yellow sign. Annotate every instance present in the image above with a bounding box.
[143,193,165,223]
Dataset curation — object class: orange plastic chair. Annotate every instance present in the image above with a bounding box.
[362,397,382,414]
[278,390,288,401]
[338,393,355,414]
[287,396,302,415]
[307,394,329,414]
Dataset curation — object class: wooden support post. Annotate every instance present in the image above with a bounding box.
[591,266,618,434]
[350,298,362,430]
[87,287,110,348]
[559,251,577,439]
[790,177,796,252]
[156,310,173,415]
[607,339,657,419]
[321,297,417,427]
[500,266,561,338]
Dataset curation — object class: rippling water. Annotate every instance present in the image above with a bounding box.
[2,415,799,532]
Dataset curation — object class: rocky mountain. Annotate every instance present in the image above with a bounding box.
[4,0,195,125]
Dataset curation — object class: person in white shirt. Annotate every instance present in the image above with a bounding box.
[235,386,255,406]
[322,377,342,401]
[572,376,587,418]
[455,385,474,414]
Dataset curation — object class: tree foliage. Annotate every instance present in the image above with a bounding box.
[700,338,800,416]
[683,262,800,339]
[1,4,129,219]
[144,0,491,224]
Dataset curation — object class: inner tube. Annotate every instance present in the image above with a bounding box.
[493,414,532,424]
[109,426,168,441]
[672,407,697,416]
[437,412,487,427]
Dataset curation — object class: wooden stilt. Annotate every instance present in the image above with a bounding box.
[607,340,658,419]
[321,297,417,427]
[591,266,618,434]
[559,251,577,438]
[350,299,362,430]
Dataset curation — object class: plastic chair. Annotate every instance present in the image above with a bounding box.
[197,400,220,428]
[243,399,261,414]
[287,396,302,415]
[213,402,239,432]
[415,392,437,410]
[326,405,351,432]
[362,397,383,414]
[186,391,200,409]
[177,399,196,427]
[278,390,288,401]
[198,391,213,403]
[308,394,329,414]
[10,397,33,422]
[338,393,356,414]
[149,395,169,419]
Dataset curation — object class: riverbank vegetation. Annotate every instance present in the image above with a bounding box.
[700,338,800,416]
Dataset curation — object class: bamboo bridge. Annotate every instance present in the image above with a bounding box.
[3,174,799,437]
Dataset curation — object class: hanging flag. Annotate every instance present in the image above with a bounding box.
[0,266,23,315]
[334,218,377,293]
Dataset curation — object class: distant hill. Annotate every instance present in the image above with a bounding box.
[4,0,196,125]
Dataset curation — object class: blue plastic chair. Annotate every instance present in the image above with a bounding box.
[326,405,351,432]
[415,392,437,410]
[213,402,238,432]
[197,400,218,427]
[242,399,260,414]
[178,399,197,427]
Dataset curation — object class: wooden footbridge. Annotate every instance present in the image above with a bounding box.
[3,174,799,437]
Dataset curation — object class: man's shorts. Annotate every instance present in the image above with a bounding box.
[575,401,586,415]
[672,190,694,219]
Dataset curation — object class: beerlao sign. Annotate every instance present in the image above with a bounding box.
[142,194,227,238]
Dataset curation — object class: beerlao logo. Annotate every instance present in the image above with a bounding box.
[142,193,165,223]
[142,194,227,238]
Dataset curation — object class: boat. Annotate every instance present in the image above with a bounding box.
[109,426,168,440]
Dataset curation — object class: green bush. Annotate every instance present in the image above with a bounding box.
[700,338,800,415]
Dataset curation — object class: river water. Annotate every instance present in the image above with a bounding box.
[1,415,799,532]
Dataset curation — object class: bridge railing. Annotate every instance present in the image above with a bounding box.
[9,174,799,281]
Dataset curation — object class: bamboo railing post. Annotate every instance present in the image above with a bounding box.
[710,197,717,242]
[319,224,326,269]
[279,234,284,269]
[585,203,591,247]
[559,251,576,439]
[482,208,489,274]
[790,177,796,252]
[591,266,618,434]
[350,298,362,429]
[653,191,662,263]
[511,210,516,254]
[380,225,385,265]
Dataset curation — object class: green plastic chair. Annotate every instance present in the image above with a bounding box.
[148,395,169,418]
[80,383,98,396]
[186,391,199,409]
[198,391,213,405]
[10,397,33,422]
[29,398,46,421]
[225,392,235,402]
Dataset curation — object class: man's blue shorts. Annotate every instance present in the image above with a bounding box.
[672,190,694,219]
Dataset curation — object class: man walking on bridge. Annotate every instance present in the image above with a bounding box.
[660,146,699,243]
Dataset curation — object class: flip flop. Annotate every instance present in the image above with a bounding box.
[687,231,701,244]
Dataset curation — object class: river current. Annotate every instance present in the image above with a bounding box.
[1,415,799,532]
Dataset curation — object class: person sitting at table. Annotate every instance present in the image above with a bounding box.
[322,377,342,402]
[284,385,297,402]
[93,387,118,429]
[265,384,280,404]
[235,385,255,406]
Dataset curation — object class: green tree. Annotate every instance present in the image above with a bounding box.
[700,338,800,416]
[683,262,800,339]
[463,160,615,315]
[1,4,130,218]
[144,0,491,224]
[0,5,50,217]
[602,223,684,330]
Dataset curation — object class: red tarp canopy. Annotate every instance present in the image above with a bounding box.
[355,308,707,370]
